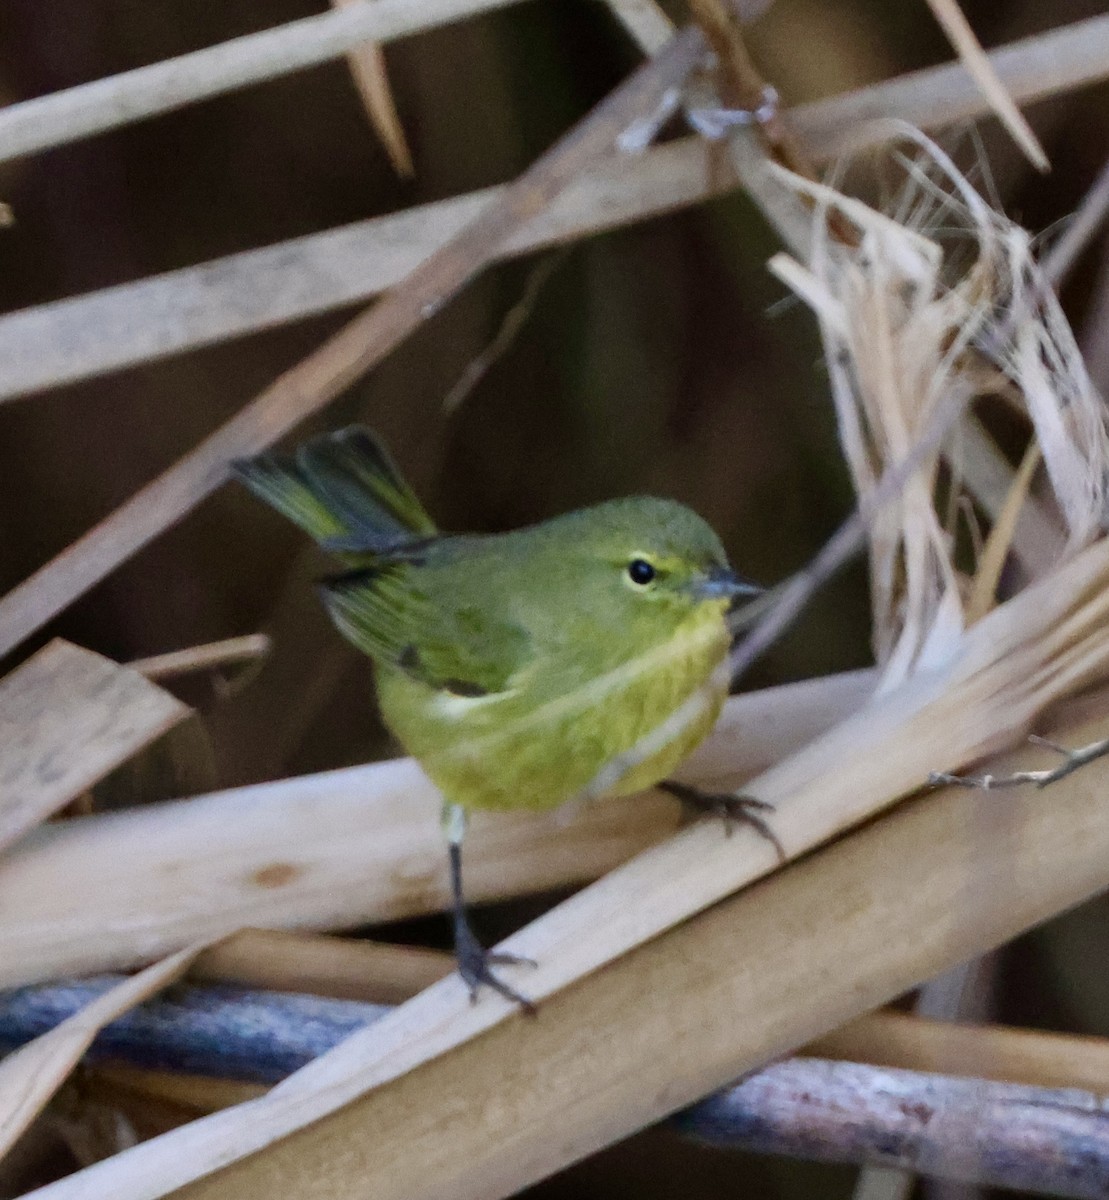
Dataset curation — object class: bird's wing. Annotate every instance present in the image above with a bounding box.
[320,563,532,696]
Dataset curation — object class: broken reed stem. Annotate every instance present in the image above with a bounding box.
[0,27,705,663]
[128,635,270,682]
[0,641,187,854]
[2,16,1107,407]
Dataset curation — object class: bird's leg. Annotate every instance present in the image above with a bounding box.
[443,803,537,1014]
[659,780,786,863]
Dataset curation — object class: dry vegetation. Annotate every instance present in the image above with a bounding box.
[2,1,1109,1198]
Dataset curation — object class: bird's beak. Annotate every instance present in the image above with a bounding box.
[692,565,763,601]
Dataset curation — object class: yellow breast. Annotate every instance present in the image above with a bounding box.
[379,603,732,814]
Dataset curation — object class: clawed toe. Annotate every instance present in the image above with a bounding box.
[660,780,786,863]
[455,924,537,1014]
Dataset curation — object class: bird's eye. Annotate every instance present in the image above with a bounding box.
[627,558,655,586]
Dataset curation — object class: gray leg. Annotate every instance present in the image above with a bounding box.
[443,803,536,1013]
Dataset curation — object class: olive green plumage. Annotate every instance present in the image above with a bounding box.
[233,427,751,814]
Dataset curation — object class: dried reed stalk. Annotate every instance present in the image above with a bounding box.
[601,0,674,54]
[0,0,518,164]
[0,640,187,854]
[129,634,270,682]
[809,1011,1109,1096]
[0,670,873,988]
[190,931,450,1005]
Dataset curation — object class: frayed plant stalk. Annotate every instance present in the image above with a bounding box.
[770,127,1109,691]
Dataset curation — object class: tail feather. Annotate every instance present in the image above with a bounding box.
[232,426,437,555]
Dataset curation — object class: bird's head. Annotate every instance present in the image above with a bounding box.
[515,497,760,642]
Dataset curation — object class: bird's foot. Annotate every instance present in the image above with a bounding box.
[454,918,538,1015]
[660,780,786,863]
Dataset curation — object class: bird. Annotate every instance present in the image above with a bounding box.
[232,426,771,1008]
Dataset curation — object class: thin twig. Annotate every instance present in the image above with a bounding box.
[0,28,706,662]
[728,390,966,684]
[442,249,567,414]
[929,733,1109,790]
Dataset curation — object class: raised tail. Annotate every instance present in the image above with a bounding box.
[232,426,437,556]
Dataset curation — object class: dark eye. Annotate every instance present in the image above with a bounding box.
[627,558,655,585]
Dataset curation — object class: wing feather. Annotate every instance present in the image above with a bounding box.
[320,563,531,696]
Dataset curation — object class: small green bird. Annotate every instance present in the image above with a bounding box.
[234,427,768,1006]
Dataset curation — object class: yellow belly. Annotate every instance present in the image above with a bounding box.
[378,607,731,813]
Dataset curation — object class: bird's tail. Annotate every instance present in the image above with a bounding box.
[231,426,437,556]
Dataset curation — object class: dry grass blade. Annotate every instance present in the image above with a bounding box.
[0,27,705,663]
[922,0,1048,171]
[40,685,1109,1200]
[1041,155,1109,285]
[793,13,1109,155]
[0,943,210,1164]
[0,671,873,989]
[0,0,517,165]
[965,442,1040,623]
[0,640,188,854]
[331,0,414,177]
